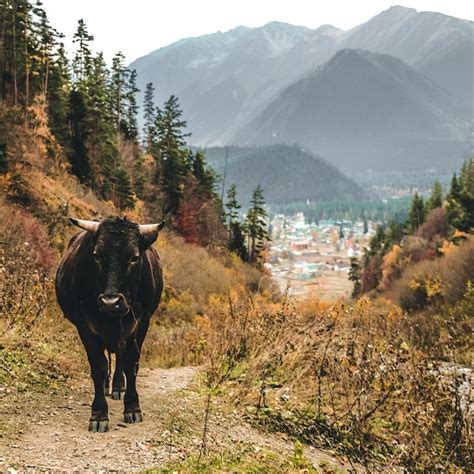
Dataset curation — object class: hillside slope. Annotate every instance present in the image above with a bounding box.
[230,49,468,171]
[203,144,366,204]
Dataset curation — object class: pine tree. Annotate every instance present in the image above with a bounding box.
[71,19,93,88]
[47,42,70,146]
[109,51,128,132]
[125,69,139,140]
[114,167,136,210]
[407,192,426,233]
[85,52,114,189]
[192,151,217,200]
[155,95,191,216]
[246,184,269,264]
[226,184,240,225]
[446,174,465,230]
[385,220,404,247]
[428,180,443,210]
[226,184,247,260]
[447,161,474,231]
[68,88,91,182]
[142,82,156,153]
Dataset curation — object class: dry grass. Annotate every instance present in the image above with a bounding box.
[182,292,472,472]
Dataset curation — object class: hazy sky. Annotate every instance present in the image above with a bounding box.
[40,1,474,64]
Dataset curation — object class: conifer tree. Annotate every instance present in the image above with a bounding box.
[226,184,247,260]
[109,51,128,132]
[428,180,443,210]
[68,88,91,183]
[226,184,241,225]
[71,19,93,88]
[47,42,70,146]
[246,184,269,264]
[407,192,425,233]
[142,82,156,153]
[192,151,217,200]
[155,95,191,216]
[446,174,465,230]
[125,69,139,140]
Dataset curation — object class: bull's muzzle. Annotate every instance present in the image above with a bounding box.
[97,293,129,315]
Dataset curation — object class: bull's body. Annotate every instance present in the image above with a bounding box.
[55,217,163,432]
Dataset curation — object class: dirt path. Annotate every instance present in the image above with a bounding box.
[1,367,359,472]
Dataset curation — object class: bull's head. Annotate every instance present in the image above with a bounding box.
[70,217,165,315]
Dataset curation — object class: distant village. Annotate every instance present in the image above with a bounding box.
[267,213,377,299]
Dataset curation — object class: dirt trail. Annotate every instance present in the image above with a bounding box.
[1,367,358,472]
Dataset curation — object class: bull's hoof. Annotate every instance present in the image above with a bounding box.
[124,411,143,424]
[111,390,124,400]
[89,420,109,433]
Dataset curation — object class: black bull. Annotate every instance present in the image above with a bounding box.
[55,217,164,432]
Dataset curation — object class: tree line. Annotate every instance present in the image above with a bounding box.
[0,0,269,265]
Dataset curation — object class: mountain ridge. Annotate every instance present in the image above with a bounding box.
[230,48,468,171]
[129,5,473,170]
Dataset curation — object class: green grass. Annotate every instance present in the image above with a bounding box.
[147,442,320,473]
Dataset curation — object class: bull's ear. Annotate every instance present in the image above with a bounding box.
[69,217,99,233]
[139,220,165,248]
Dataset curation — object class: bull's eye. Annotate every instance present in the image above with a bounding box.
[130,255,139,264]
[93,251,100,263]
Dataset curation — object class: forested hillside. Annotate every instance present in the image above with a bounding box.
[202,144,367,205]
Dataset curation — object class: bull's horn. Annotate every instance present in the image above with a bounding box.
[69,217,99,233]
[138,220,165,235]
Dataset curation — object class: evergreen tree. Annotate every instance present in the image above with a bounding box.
[155,95,191,216]
[71,19,93,88]
[446,174,465,230]
[109,51,128,132]
[68,89,90,182]
[407,192,426,233]
[447,161,474,231]
[47,42,70,146]
[192,151,217,200]
[226,184,247,260]
[428,180,443,210]
[125,69,139,140]
[246,184,269,264]
[142,82,156,153]
[226,184,240,225]
[385,220,404,247]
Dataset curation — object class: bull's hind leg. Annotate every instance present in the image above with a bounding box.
[123,338,143,423]
[111,351,126,400]
[78,327,109,432]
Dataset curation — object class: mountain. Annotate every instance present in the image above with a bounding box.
[129,6,473,151]
[201,144,367,205]
[338,5,474,113]
[230,49,468,171]
[130,22,341,145]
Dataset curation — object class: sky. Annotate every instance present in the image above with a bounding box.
[40,1,474,64]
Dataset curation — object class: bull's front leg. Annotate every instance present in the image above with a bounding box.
[111,351,126,400]
[78,326,109,432]
[123,337,143,423]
